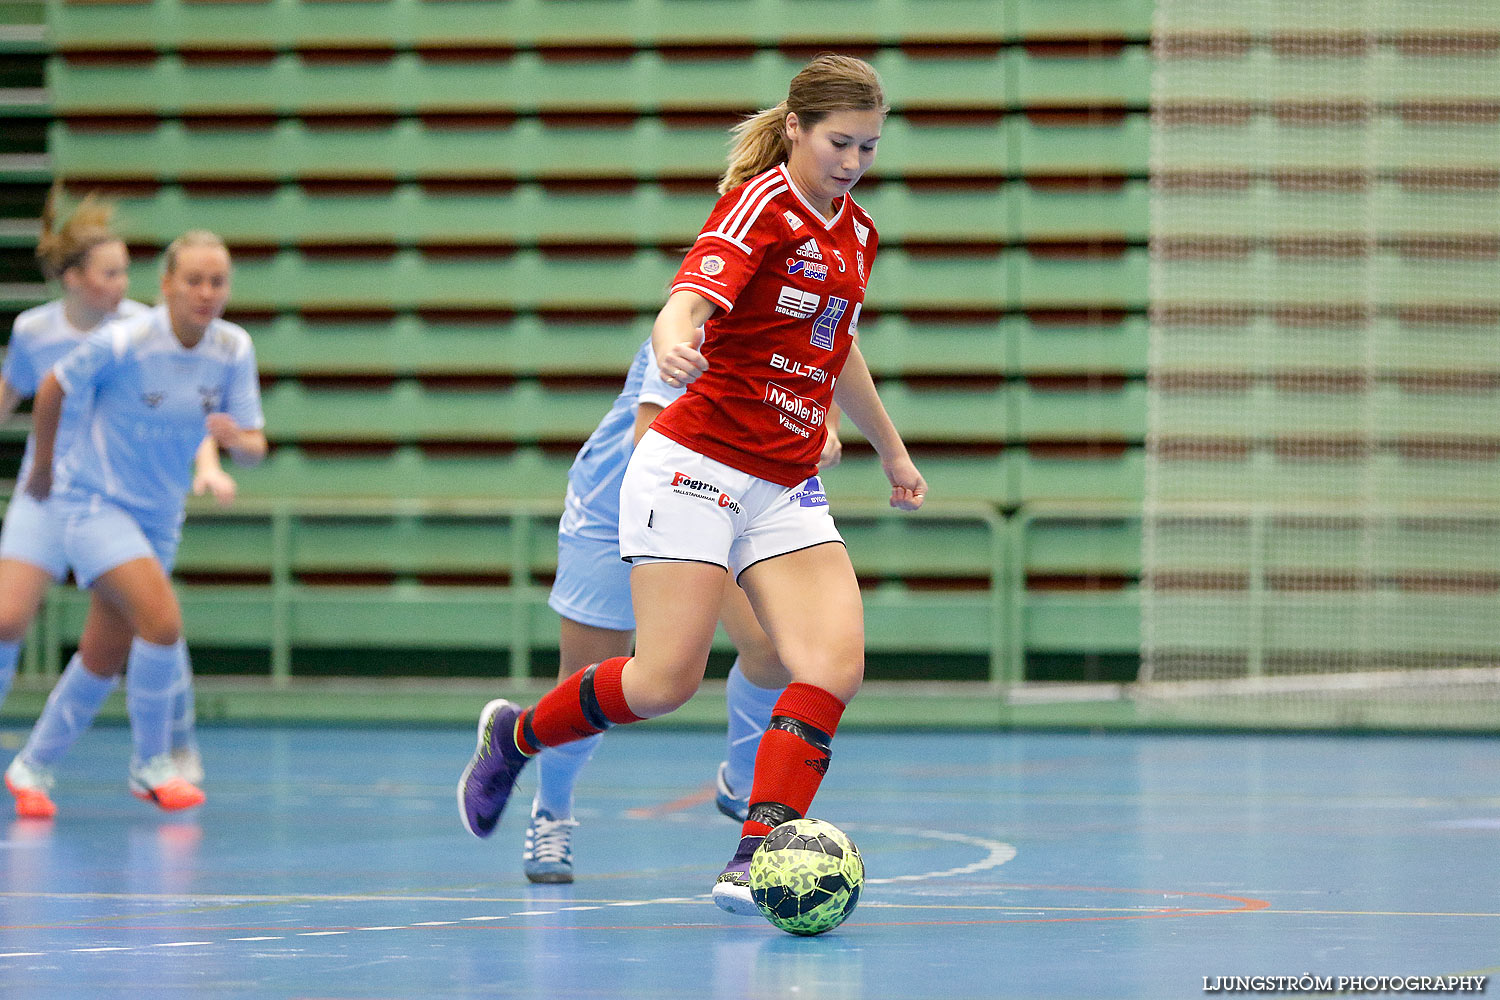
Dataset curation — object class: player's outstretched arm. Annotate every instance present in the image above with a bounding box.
[23,373,64,499]
[205,412,268,467]
[631,402,666,447]
[819,405,844,470]
[652,290,716,388]
[192,434,238,506]
[832,343,926,510]
[0,381,22,423]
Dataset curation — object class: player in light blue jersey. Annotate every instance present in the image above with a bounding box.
[516,337,841,883]
[6,230,265,815]
[1,198,237,820]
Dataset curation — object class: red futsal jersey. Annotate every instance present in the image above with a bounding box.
[651,164,878,488]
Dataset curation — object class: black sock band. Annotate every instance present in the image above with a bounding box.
[747,801,801,830]
[518,710,541,756]
[577,662,614,732]
[766,715,832,757]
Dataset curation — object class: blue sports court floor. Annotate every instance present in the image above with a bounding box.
[0,724,1495,999]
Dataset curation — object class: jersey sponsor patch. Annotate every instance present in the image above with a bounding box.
[764,381,826,434]
[853,220,869,246]
[669,471,741,513]
[795,238,822,260]
[700,254,725,276]
[786,258,829,281]
[809,296,849,350]
[775,286,821,319]
[670,470,723,501]
[790,475,829,508]
[783,210,804,231]
[770,352,829,383]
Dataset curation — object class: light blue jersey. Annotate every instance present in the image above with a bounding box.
[548,339,681,630]
[52,305,263,532]
[558,339,682,543]
[3,298,149,483]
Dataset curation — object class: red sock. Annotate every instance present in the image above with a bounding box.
[741,682,846,838]
[515,656,642,755]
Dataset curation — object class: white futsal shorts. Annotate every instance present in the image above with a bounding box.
[618,430,842,579]
[0,491,69,580]
[55,494,181,589]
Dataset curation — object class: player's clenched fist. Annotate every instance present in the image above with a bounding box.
[659,329,709,388]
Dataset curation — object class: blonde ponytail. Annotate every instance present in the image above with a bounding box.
[718,54,887,195]
[720,102,791,194]
[35,183,122,282]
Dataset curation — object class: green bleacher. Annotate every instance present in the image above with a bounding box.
[1,0,1160,716]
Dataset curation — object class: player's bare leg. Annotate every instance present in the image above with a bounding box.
[711,542,863,913]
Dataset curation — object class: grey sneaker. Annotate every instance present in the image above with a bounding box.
[711,834,764,916]
[457,699,532,838]
[522,806,579,884]
[714,761,749,822]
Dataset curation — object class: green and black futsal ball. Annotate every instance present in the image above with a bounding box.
[748,818,863,935]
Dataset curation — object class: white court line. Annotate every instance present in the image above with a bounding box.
[0,826,1013,959]
[0,891,554,904]
[845,825,1017,886]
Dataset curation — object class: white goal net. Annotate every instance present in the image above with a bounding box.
[1141,0,1500,728]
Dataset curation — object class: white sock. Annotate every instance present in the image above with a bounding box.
[724,658,783,796]
[127,638,184,766]
[156,638,198,752]
[20,653,118,767]
[533,733,603,820]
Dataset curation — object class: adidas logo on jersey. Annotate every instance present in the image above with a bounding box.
[795,239,822,261]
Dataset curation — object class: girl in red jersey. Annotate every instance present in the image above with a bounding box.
[459,53,925,914]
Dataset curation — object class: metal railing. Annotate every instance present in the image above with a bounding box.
[13,494,1013,686]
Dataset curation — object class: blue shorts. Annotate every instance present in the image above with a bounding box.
[547,529,635,632]
[0,491,69,580]
[56,495,180,589]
